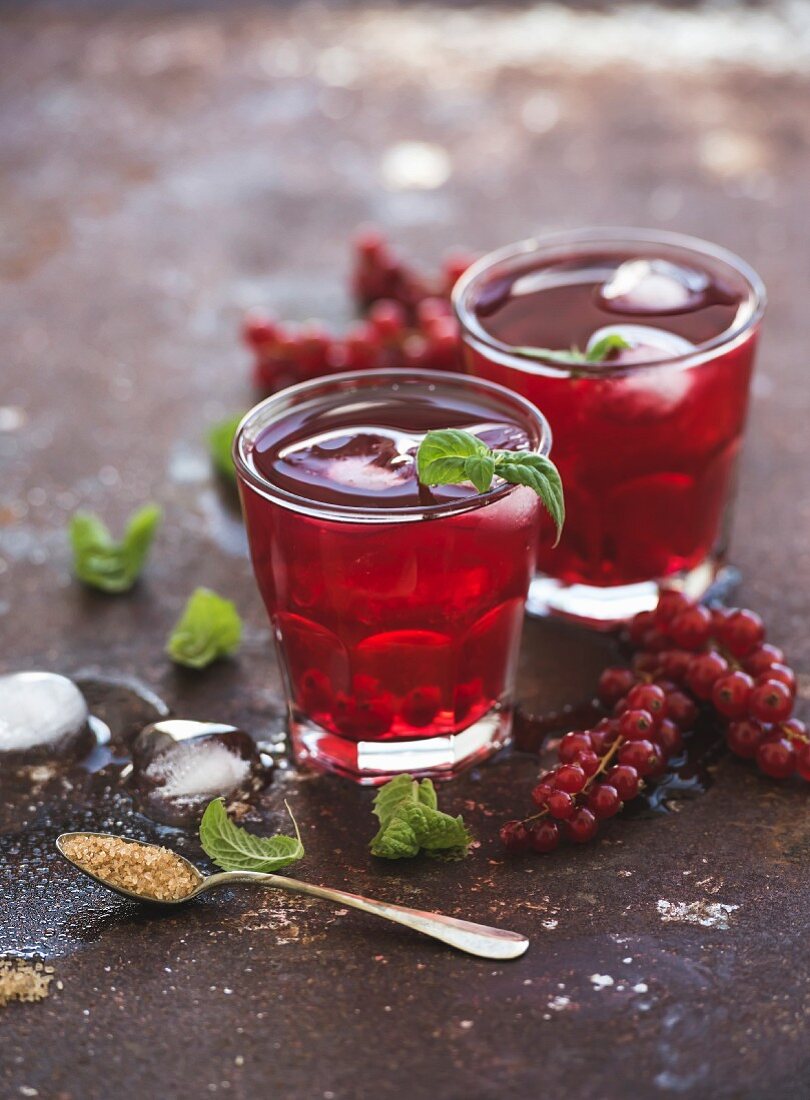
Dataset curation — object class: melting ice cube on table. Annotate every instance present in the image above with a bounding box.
[0,671,93,765]
[598,258,709,315]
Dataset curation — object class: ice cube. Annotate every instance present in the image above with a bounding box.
[587,324,696,365]
[599,259,709,315]
[132,720,266,826]
[0,671,93,764]
[280,429,417,491]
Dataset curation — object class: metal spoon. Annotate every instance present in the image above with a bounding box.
[56,832,529,960]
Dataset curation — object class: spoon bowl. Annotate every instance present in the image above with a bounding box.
[56,832,530,960]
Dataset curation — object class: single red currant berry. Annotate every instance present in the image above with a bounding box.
[589,724,619,755]
[619,739,662,777]
[588,783,623,819]
[717,608,765,658]
[628,610,656,645]
[726,719,766,759]
[757,663,796,697]
[781,717,807,742]
[546,789,576,820]
[655,718,684,757]
[575,749,600,777]
[669,605,713,651]
[567,807,599,843]
[639,628,669,654]
[618,708,656,741]
[686,651,729,700]
[553,764,587,794]
[657,649,692,682]
[401,685,441,727]
[666,690,699,730]
[749,680,793,724]
[299,668,333,712]
[632,652,662,675]
[626,684,668,722]
[653,679,679,695]
[500,820,531,852]
[711,671,754,719]
[607,764,641,800]
[743,644,785,677]
[655,589,692,623]
[530,782,554,809]
[597,667,637,707]
[529,819,561,853]
[558,731,594,764]
[793,738,810,782]
[755,736,796,779]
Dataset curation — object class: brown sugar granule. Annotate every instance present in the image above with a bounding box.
[61,834,198,901]
[0,959,55,1008]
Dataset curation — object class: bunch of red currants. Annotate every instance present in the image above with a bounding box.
[501,590,806,855]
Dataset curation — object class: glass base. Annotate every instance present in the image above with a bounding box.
[290,704,512,785]
[526,559,740,629]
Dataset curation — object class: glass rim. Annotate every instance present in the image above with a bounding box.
[452,226,767,376]
[233,368,553,524]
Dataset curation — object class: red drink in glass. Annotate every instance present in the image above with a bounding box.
[234,370,551,782]
[454,229,765,625]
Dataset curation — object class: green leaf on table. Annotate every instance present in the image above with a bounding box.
[370,774,473,861]
[166,587,242,669]
[200,797,304,872]
[69,503,162,593]
[208,414,243,482]
[415,429,565,544]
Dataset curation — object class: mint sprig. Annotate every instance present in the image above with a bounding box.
[370,774,473,861]
[200,797,304,872]
[69,503,162,593]
[208,414,243,482]
[166,587,242,669]
[514,332,631,365]
[416,430,564,544]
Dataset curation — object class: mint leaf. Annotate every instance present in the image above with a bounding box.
[370,774,473,860]
[416,429,565,543]
[514,334,631,365]
[208,414,243,482]
[494,452,565,546]
[166,587,242,669]
[200,797,304,872]
[69,503,162,593]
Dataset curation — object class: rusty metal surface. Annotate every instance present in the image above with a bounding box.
[1,3,810,1098]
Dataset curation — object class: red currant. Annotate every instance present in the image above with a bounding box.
[607,764,641,800]
[711,671,754,719]
[588,783,623,819]
[628,610,656,645]
[655,718,684,757]
[575,749,601,777]
[589,724,620,755]
[726,718,766,759]
[717,608,765,658]
[626,684,668,722]
[686,651,729,699]
[618,739,663,777]
[546,789,576,820]
[744,644,785,677]
[655,589,692,623]
[657,649,692,682]
[529,819,561,853]
[553,764,587,794]
[618,708,656,741]
[793,737,810,782]
[666,690,698,730]
[401,685,441,727]
[558,731,594,764]
[530,782,554,809]
[500,820,530,852]
[749,680,793,724]
[756,736,796,779]
[567,807,599,843]
[781,717,807,743]
[668,605,713,651]
[756,663,796,697]
[597,667,637,707]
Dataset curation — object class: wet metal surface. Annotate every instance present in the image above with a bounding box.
[1,2,809,1097]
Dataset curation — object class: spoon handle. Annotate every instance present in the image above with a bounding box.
[215,872,529,959]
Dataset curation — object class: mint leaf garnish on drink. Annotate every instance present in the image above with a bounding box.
[514,332,631,365]
[69,503,162,593]
[370,774,473,860]
[166,587,242,669]
[416,430,565,544]
[200,797,304,872]
[208,414,243,482]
